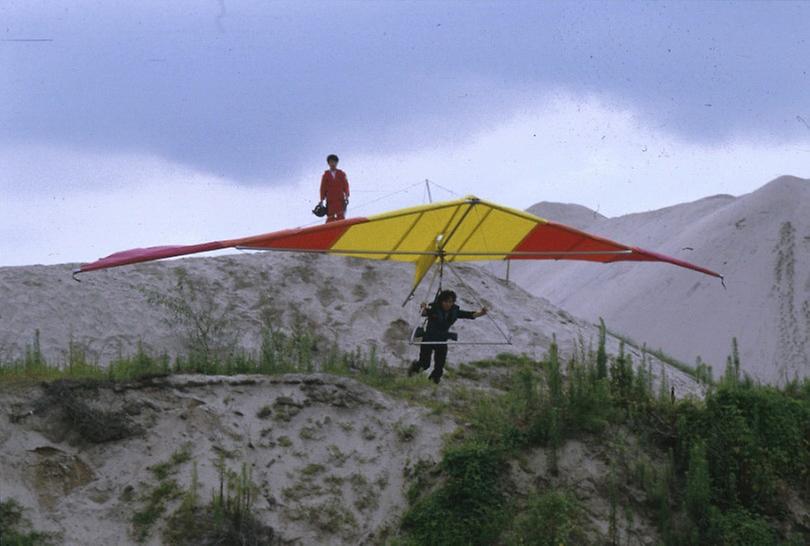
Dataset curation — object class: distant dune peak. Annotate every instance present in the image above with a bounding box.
[513,176,810,384]
[768,174,809,184]
[699,194,736,202]
[739,175,810,214]
[526,201,607,230]
[753,174,810,195]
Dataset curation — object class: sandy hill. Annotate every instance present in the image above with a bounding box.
[0,252,712,545]
[509,175,810,384]
[0,252,700,395]
[2,233,808,545]
[1,374,456,545]
[527,201,606,230]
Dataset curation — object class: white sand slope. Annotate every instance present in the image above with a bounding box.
[527,201,606,230]
[0,252,700,395]
[0,374,457,545]
[509,175,810,384]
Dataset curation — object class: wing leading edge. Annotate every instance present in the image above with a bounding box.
[75,197,723,290]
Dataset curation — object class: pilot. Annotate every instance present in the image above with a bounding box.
[409,289,487,384]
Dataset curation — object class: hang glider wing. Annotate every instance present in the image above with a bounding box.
[75,196,723,292]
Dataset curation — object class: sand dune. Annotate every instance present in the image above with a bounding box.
[0,373,456,545]
[510,175,810,383]
[0,251,701,395]
[527,201,606,230]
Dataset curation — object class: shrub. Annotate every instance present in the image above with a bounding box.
[39,381,137,443]
[142,270,239,368]
[685,441,711,529]
[402,442,506,546]
[394,422,418,443]
[509,490,583,546]
[705,508,777,546]
[0,499,51,545]
[164,461,275,546]
[132,480,182,542]
[676,384,810,514]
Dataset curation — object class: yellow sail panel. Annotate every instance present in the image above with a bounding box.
[443,205,540,261]
[412,252,438,291]
[329,198,543,262]
[393,202,467,255]
[330,200,467,261]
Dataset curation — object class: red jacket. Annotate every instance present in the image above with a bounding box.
[320,169,349,205]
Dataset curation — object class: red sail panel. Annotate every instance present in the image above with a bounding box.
[77,217,368,274]
[78,241,228,272]
[509,221,723,279]
[234,217,367,251]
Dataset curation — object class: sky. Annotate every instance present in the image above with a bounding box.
[1,0,809,266]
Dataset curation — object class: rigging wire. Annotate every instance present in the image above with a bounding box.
[299,178,461,229]
[445,261,512,345]
[409,257,512,346]
[350,180,427,214]
[427,180,462,198]
[407,259,441,341]
[294,179,427,229]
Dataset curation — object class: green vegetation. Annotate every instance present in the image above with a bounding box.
[0,332,171,383]
[0,326,394,390]
[132,445,195,542]
[326,444,349,466]
[2,274,808,544]
[398,335,810,545]
[394,421,418,443]
[132,480,182,542]
[349,472,381,512]
[508,490,584,546]
[163,461,275,546]
[141,269,239,367]
[36,380,137,443]
[287,498,357,537]
[149,445,193,482]
[402,441,507,546]
[301,463,325,478]
[0,499,51,546]
[604,323,709,383]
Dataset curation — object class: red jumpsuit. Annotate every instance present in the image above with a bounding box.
[319,169,350,223]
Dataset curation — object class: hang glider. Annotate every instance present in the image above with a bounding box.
[74,196,724,300]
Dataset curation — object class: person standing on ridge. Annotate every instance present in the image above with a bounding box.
[319,154,350,223]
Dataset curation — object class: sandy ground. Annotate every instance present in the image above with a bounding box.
[0,373,457,545]
[0,251,701,395]
[0,237,721,545]
[527,200,606,231]
[1,178,807,545]
[509,175,810,384]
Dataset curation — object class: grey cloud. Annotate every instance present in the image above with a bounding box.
[1,1,809,188]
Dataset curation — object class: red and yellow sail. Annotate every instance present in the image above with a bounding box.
[76,196,723,291]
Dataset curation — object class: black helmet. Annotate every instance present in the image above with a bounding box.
[312,202,327,217]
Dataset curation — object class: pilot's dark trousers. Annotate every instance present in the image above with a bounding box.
[418,343,448,381]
